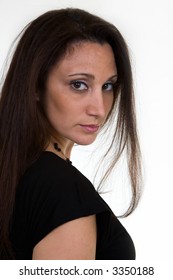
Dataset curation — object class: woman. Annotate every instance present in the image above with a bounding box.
[0,8,142,259]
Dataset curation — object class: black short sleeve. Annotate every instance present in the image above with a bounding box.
[12,152,108,253]
[11,152,136,260]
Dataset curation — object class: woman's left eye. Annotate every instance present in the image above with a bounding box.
[102,82,113,91]
[70,81,88,91]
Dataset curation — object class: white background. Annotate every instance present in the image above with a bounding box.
[0,0,173,260]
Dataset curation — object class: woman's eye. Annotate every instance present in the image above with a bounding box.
[71,81,88,91]
[102,82,113,91]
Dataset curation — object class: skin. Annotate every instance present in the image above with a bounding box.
[32,42,117,259]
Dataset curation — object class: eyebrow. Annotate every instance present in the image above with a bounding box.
[68,73,118,80]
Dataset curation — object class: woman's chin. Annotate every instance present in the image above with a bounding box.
[75,136,97,146]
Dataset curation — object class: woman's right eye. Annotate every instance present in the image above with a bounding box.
[70,81,88,91]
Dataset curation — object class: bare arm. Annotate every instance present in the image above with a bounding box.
[32,215,96,260]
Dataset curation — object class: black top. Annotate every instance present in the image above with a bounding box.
[10,152,135,260]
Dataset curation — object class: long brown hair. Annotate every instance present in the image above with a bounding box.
[0,8,142,259]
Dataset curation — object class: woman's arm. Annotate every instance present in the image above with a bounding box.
[32,214,96,260]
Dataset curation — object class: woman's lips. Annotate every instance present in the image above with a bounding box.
[79,124,100,133]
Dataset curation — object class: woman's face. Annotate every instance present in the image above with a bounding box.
[44,41,117,146]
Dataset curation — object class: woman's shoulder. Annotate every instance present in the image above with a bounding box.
[17,151,98,197]
[14,152,109,244]
[17,151,108,214]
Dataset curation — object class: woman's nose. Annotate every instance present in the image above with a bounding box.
[86,91,106,119]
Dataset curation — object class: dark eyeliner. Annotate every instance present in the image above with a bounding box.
[70,80,88,91]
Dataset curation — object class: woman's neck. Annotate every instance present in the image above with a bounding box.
[45,138,74,160]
